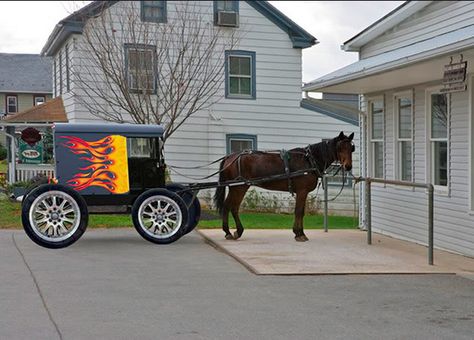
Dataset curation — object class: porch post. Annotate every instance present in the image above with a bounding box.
[5,126,16,183]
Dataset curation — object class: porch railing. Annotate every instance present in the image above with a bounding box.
[15,164,55,182]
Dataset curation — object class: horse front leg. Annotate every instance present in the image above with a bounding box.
[293,191,309,242]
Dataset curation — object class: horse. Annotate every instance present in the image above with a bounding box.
[214,131,355,242]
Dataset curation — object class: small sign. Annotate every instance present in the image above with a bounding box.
[442,56,467,93]
[19,139,43,164]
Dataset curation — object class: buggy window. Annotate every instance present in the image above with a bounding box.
[127,138,157,158]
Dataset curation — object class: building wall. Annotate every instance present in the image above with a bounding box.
[53,0,360,214]
[0,93,52,115]
[360,1,474,59]
[361,74,474,256]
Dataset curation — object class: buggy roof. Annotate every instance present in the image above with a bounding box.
[54,123,164,137]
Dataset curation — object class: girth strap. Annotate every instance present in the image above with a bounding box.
[280,149,294,196]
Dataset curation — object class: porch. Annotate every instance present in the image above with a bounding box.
[0,96,66,184]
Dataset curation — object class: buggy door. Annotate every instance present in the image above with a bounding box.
[127,137,162,190]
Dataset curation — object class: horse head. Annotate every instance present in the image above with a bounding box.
[335,131,355,171]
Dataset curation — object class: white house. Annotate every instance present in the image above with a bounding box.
[304,1,474,256]
[40,0,360,213]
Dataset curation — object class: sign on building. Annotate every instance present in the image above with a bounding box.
[19,139,43,164]
[441,55,467,93]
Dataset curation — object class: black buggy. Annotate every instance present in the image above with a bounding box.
[22,123,200,249]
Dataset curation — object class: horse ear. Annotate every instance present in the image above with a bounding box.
[338,131,344,138]
[348,132,354,141]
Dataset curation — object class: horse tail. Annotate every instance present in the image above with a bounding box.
[214,158,227,216]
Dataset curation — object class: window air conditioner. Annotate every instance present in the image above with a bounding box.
[217,11,239,27]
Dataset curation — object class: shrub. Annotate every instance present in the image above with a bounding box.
[0,142,6,161]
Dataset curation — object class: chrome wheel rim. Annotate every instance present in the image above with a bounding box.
[29,191,81,242]
[138,195,182,239]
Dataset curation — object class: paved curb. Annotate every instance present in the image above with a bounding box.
[197,229,260,275]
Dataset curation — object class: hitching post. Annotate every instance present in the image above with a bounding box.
[428,184,434,265]
[323,175,328,232]
[365,178,372,245]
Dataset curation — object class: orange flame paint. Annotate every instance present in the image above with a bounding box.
[60,135,129,194]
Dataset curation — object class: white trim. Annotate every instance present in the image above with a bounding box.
[342,1,433,51]
[393,90,414,182]
[367,95,384,179]
[425,85,450,194]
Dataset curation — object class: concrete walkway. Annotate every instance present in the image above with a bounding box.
[198,229,474,276]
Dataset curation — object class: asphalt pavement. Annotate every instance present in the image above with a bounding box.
[1,229,473,340]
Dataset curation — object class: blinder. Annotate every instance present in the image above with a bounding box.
[351,143,355,152]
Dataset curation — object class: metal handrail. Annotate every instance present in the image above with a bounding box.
[323,175,435,265]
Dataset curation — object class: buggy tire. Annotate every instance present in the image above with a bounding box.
[166,183,201,234]
[22,184,88,249]
[132,189,188,244]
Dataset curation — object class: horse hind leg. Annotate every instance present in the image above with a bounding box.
[222,210,234,240]
[229,185,249,240]
[222,196,233,240]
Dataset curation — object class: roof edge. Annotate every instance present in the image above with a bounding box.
[41,1,118,56]
[342,1,432,52]
[247,1,318,49]
[300,98,360,126]
[41,1,318,56]
[303,33,474,92]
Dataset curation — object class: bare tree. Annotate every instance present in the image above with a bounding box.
[74,1,239,141]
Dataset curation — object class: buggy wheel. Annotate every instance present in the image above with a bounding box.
[132,189,188,244]
[166,183,201,234]
[21,184,88,249]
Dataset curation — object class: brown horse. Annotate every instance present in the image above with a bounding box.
[214,131,354,242]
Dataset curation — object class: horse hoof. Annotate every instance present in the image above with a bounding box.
[225,234,234,240]
[295,235,309,242]
[233,231,241,240]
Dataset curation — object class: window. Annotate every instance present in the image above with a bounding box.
[66,43,70,92]
[429,92,448,187]
[214,0,239,24]
[369,99,384,178]
[127,138,153,158]
[6,95,17,114]
[141,1,167,23]
[226,134,257,154]
[125,44,156,93]
[225,51,256,99]
[53,59,57,96]
[59,50,63,95]
[395,93,413,181]
[34,96,46,106]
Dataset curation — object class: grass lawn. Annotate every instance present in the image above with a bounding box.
[0,160,6,173]
[198,212,358,229]
[0,199,357,229]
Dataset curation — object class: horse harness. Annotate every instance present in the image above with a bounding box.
[231,144,335,195]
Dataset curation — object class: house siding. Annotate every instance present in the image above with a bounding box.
[362,80,474,257]
[54,0,359,214]
[360,1,474,58]
[1,93,52,115]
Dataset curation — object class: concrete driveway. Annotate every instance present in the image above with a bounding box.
[199,229,474,275]
[1,229,473,340]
